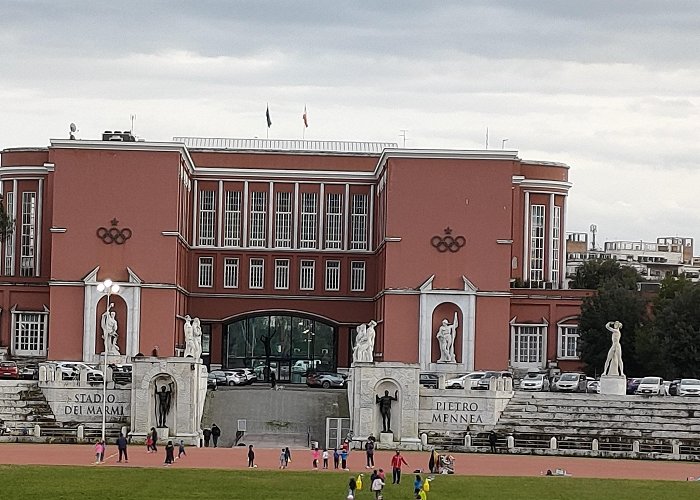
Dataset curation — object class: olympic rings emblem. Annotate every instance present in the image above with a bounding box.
[96,226,132,245]
[431,228,466,253]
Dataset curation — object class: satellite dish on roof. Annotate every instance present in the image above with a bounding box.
[69,122,78,140]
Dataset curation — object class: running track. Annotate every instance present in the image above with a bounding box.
[0,444,699,481]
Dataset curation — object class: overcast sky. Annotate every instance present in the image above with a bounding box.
[1,1,699,251]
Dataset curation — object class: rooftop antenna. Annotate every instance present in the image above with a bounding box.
[130,114,136,134]
[69,123,78,140]
[485,127,489,149]
[399,129,407,148]
[589,224,598,250]
[501,138,509,149]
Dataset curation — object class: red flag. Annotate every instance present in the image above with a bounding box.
[303,106,308,128]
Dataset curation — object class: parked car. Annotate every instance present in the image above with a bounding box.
[635,376,664,396]
[306,372,347,389]
[520,372,550,391]
[19,363,39,380]
[678,378,700,397]
[446,371,485,389]
[206,372,218,390]
[109,364,132,385]
[586,378,600,394]
[626,377,642,395]
[55,362,103,383]
[668,379,681,396]
[229,369,255,385]
[553,372,587,392]
[420,373,439,389]
[0,361,19,379]
[292,359,322,374]
[475,371,513,390]
[219,370,248,386]
[208,370,228,386]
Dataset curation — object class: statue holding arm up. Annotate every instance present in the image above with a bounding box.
[375,390,398,433]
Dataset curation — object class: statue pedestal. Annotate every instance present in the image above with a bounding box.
[379,432,394,444]
[600,375,626,395]
[156,426,169,440]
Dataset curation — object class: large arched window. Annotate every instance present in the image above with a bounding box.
[224,314,336,383]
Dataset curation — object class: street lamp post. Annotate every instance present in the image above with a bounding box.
[96,278,120,442]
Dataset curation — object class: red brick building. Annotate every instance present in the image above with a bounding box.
[0,135,588,381]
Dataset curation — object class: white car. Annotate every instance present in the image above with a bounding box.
[635,376,664,396]
[553,372,587,392]
[520,373,550,391]
[446,371,485,389]
[678,378,700,397]
[55,362,103,383]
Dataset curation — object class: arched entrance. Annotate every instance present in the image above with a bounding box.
[223,314,337,384]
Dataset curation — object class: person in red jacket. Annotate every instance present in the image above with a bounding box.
[390,450,409,484]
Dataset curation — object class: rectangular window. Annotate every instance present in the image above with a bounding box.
[20,192,36,277]
[551,206,561,286]
[274,259,290,290]
[275,192,292,248]
[249,192,267,247]
[351,194,368,250]
[325,193,343,249]
[558,326,580,359]
[513,325,544,366]
[198,257,214,287]
[300,192,318,249]
[198,190,216,246]
[325,260,340,291]
[223,258,239,288]
[350,261,366,292]
[223,191,242,247]
[12,311,48,356]
[529,204,545,284]
[249,258,264,289]
[4,192,14,276]
[300,260,315,290]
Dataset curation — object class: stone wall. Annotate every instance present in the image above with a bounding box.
[419,388,512,433]
[41,385,130,424]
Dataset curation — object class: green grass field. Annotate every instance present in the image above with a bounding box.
[2,466,698,500]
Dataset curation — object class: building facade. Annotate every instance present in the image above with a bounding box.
[0,135,588,380]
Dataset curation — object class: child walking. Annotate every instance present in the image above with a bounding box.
[312,446,320,469]
[94,440,103,464]
[333,448,340,469]
[178,440,186,459]
[279,448,287,469]
[247,444,256,468]
[322,448,329,469]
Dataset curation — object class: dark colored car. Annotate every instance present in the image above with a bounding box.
[306,372,347,389]
[420,373,439,389]
[668,379,681,396]
[626,378,642,395]
[208,370,229,386]
[0,361,19,379]
[207,372,218,390]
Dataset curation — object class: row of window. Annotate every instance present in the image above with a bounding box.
[511,324,580,366]
[198,189,369,251]
[529,204,561,285]
[198,257,367,292]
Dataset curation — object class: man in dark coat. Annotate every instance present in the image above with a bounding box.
[203,427,212,447]
[116,432,128,463]
[211,423,221,447]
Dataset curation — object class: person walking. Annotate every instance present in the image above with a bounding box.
[164,440,175,465]
[312,446,320,469]
[365,438,375,468]
[279,448,287,469]
[322,448,329,469]
[151,427,159,453]
[94,440,102,464]
[333,448,340,469]
[211,423,221,448]
[284,447,292,467]
[390,450,409,484]
[247,444,256,468]
[117,432,128,463]
[203,427,212,447]
[270,370,277,389]
[488,430,498,453]
[413,474,423,495]
[99,439,106,463]
[371,472,385,500]
[341,447,349,471]
[178,440,186,459]
[347,475,357,499]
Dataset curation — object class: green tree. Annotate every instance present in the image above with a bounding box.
[578,284,647,377]
[0,199,14,240]
[640,277,700,379]
[570,258,640,290]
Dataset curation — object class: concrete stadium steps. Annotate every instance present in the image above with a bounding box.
[203,385,349,448]
[495,392,700,441]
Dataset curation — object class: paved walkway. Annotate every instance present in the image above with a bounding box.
[1,444,699,481]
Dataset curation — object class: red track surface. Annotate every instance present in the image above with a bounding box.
[1,444,699,481]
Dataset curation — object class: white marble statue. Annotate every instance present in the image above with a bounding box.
[183,315,196,358]
[353,320,377,363]
[100,302,120,355]
[436,312,458,363]
[192,317,203,360]
[603,320,625,377]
